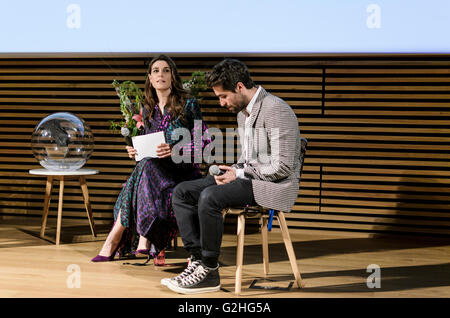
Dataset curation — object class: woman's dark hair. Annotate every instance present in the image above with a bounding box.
[205,58,255,92]
[144,54,190,122]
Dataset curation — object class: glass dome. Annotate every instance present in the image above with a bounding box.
[31,112,94,171]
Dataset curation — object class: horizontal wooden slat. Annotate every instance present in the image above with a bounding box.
[324,102,450,107]
[325,85,450,91]
[288,212,450,227]
[287,221,450,236]
[325,93,450,99]
[300,117,450,125]
[303,134,450,142]
[311,142,450,152]
[301,126,450,134]
[322,166,450,177]
[326,77,450,83]
[322,174,450,183]
[326,68,450,74]
[321,182,450,193]
[321,190,450,201]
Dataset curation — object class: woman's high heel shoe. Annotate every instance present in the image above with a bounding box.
[91,243,120,262]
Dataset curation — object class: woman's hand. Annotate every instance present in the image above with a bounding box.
[156,143,172,159]
[126,146,137,159]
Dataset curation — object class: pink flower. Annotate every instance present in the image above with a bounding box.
[132,109,144,129]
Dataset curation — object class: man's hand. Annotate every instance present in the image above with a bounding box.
[214,165,237,185]
[156,143,171,159]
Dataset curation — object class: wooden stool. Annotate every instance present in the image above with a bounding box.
[223,206,305,295]
[29,168,98,245]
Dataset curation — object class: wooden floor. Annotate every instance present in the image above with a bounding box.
[0,216,449,298]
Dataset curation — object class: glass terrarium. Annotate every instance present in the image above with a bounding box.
[31,112,94,171]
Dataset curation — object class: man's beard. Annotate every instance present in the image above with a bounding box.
[231,100,247,114]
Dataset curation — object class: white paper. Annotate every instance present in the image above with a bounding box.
[131,131,166,161]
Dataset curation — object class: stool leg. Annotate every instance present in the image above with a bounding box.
[79,176,96,237]
[222,208,227,220]
[40,176,53,238]
[261,216,269,276]
[235,213,246,295]
[56,177,64,245]
[277,211,305,288]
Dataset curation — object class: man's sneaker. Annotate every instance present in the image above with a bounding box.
[166,262,220,294]
[160,257,200,287]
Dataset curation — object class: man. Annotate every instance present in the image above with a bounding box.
[162,58,301,294]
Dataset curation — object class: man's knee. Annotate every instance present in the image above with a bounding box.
[173,181,190,205]
[198,186,222,211]
[174,179,206,207]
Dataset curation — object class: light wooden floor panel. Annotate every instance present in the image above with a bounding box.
[0,217,449,298]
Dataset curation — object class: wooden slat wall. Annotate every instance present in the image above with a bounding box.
[0,54,449,237]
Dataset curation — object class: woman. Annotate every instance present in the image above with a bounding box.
[91,55,209,264]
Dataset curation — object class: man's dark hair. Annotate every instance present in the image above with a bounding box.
[205,58,256,92]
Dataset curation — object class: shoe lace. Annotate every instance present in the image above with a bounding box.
[178,264,209,287]
[172,259,201,281]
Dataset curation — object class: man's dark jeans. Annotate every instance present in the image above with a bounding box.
[172,175,256,264]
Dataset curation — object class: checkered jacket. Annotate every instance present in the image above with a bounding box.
[233,87,301,212]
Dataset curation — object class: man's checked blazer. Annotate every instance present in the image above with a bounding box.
[233,86,301,212]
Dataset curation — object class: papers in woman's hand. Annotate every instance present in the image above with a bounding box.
[131,131,166,161]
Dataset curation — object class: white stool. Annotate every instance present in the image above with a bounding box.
[29,168,99,245]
